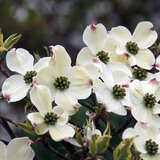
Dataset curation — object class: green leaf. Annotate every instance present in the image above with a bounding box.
[113,137,135,160]
[0,30,4,46]
[14,119,35,134]
[89,135,97,156]
[24,101,31,113]
[89,123,111,155]
[4,33,22,49]
[34,52,41,61]
[103,123,111,136]
[96,135,111,154]
[96,123,111,154]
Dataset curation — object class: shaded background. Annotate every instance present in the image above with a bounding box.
[0,0,160,143]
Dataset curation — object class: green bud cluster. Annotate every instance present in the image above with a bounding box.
[112,84,126,99]
[143,93,156,108]
[44,112,58,125]
[54,76,70,91]
[133,68,147,80]
[126,41,139,55]
[145,139,158,155]
[96,51,110,64]
[24,71,37,84]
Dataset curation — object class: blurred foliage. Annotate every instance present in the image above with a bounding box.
[0,0,160,61]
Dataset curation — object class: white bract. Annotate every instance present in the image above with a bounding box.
[27,84,75,141]
[93,63,132,116]
[0,137,35,160]
[123,122,160,160]
[129,80,160,126]
[109,21,157,69]
[2,48,51,102]
[35,45,93,104]
[76,24,128,75]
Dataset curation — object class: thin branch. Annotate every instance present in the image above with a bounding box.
[42,139,69,160]
[0,119,16,138]
[0,114,17,125]
[0,60,9,77]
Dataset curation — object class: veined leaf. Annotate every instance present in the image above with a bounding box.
[14,119,35,135]
[113,137,135,160]
[4,33,22,49]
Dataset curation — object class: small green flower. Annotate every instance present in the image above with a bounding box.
[112,84,126,99]
[96,51,110,64]
[143,93,156,108]
[24,71,37,84]
[133,68,147,80]
[44,112,58,125]
[54,76,70,91]
[145,139,158,155]
[126,41,139,55]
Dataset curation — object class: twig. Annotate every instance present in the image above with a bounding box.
[0,114,17,126]
[0,119,16,138]
[42,139,69,160]
[0,60,9,77]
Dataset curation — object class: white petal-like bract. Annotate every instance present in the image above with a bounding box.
[6,48,34,75]
[83,24,107,54]
[7,137,35,160]
[30,85,52,116]
[2,75,30,102]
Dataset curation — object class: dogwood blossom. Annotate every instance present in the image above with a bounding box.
[0,137,35,160]
[129,80,160,126]
[123,122,160,160]
[35,45,93,104]
[2,48,50,102]
[93,63,132,116]
[27,84,75,141]
[76,24,128,73]
[109,21,157,69]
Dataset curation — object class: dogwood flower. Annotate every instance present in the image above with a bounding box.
[93,63,132,116]
[76,24,128,74]
[35,45,93,104]
[2,48,51,102]
[109,21,157,69]
[123,122,160,160]
[129,80,160,126]
[27,84,75,141]
[0,137,35,160]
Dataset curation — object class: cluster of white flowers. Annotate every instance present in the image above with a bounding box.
[2,21,160,160]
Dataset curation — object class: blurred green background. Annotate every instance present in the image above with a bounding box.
[0,0,160,159]
[1,0,160,61]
